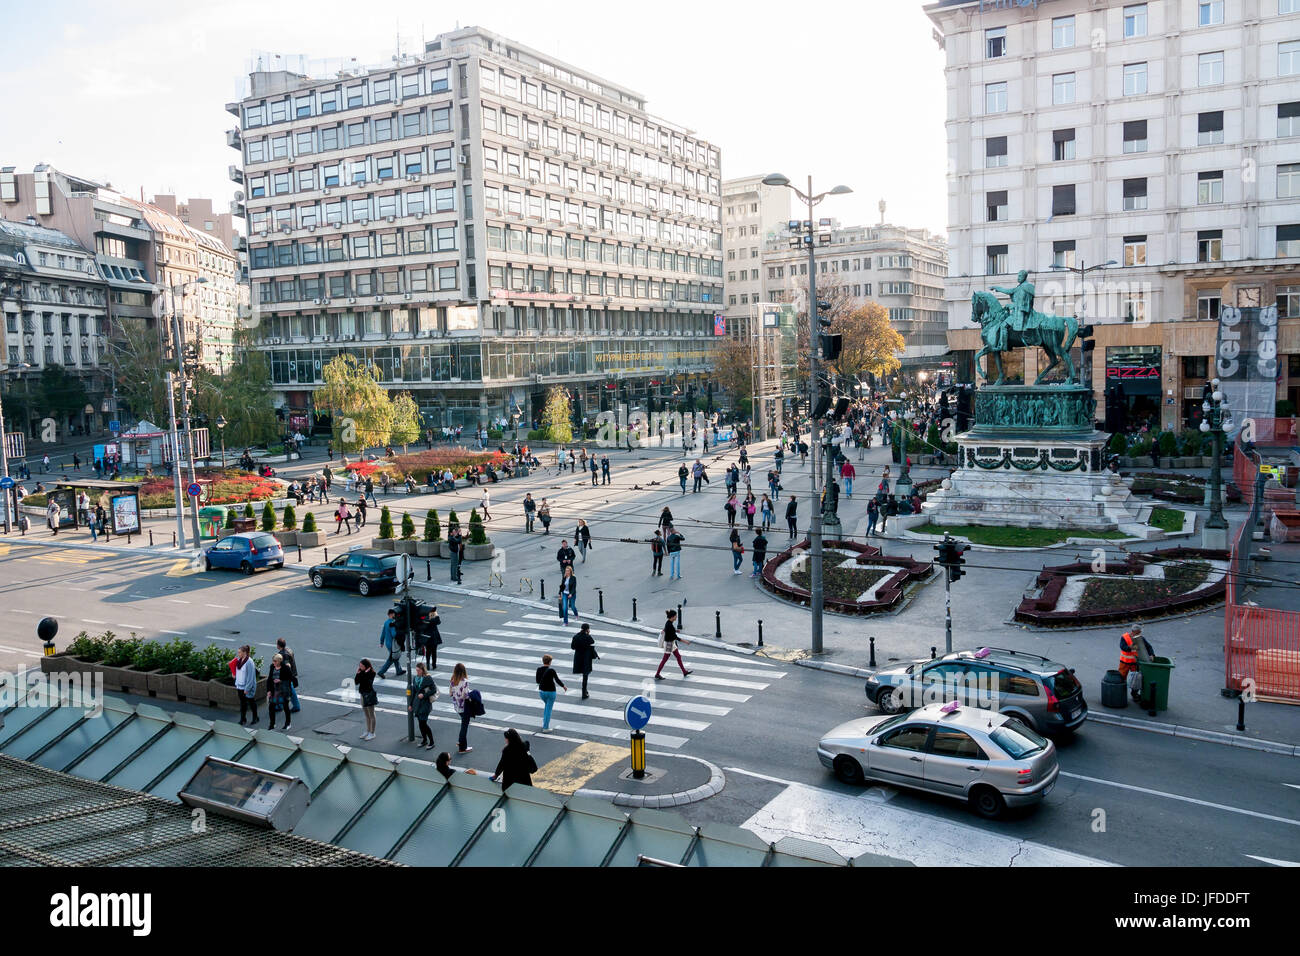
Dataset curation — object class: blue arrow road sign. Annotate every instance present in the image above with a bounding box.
[0,476,13,489]
[624,695,652,731]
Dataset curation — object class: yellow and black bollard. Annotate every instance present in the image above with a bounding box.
[630,731,646,779]
[38,616,58,657]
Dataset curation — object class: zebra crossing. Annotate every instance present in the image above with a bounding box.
[322,613,786,749]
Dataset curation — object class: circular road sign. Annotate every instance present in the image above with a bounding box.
[0,476,14,489]
[187,482,203,498]
[624,695,653,731]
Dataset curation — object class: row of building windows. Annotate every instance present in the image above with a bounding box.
[245,105,453,164]
[5,312,106,335]
[257,266,461,304]
[248,147,458,199]
[15,283,105,307]
[984,226,1300,274]
[984,172,1298,221]
[485,265,718,303]
[248,182,469,235]
[250,226,461,270]
[483,226,721,275]
[32,250,94,274]
[6,344,98,366]
[244,67,452,129]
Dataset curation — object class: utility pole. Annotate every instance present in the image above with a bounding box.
[166,371,186,548]
[172,296,202,546]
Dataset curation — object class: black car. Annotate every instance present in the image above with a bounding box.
[309,548,401,596]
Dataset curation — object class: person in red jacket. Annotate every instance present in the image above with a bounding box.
[840,460,856,497]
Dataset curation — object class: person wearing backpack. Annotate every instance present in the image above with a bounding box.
[450,662,474,754]
[650,529,665,576]
[408,663,439,749]
[535,653,568,733]
[491,728,537,790]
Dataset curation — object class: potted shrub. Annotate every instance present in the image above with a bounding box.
[298,510,325,548]
[1157,431,1177,468]
[374,505,396,550]
[261,500,276,533]
[98,633,146,694]
[447,509,461,542]
[279,504,298,547]
[417,509,440,557]
[177,643,227,705]
[244,501,256,520]
[463,508,494,561]
[142,638,195,700]
[396,512,419,554]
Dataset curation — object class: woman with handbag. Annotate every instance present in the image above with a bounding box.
[654,609,692,681]
[490,728,537,791]
[450,662,473,754]
[267,653,293,731]
[355,659,378,740]
[571,623,598,700]
[408,663,438,749]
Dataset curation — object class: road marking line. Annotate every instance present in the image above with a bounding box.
[79,619,105,625]
[248,609,272,614]
[328,619,357,624]
[10,608,31,614]
[117,624,144,630]
[531,742,627,795]
[726,766,897,803]
[1059,772,1300,827]
[205,603,228,608]
[306,648,343,656]
[1245,855,1300,866]
[290,614,312,619]
[129,594,150,599]
[0,644,42,658]
[160,630,187,636]
[169,599,190,604]
[485,609,508,614]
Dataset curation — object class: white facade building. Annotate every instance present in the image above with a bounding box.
[722,175,791,334]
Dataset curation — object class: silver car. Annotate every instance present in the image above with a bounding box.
[817,702,1059,819]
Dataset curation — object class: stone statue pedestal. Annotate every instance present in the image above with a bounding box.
[924,385,1151,533]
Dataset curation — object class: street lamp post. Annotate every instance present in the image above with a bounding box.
[170,279,207,546]
[1200,380,1230,549]
[216,415,228,469]
[762,173,852,655]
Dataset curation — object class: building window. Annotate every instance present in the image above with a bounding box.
[1197,294,1222,320]
[987,190,1008,222]
[1122,119,1148,153]
[1281,102,1300,137]
[1123,178,1148,210]
[986,244,1009,275]
[1052,73,1076,105]
[1198,1,1224,26]
[1197,170,1224,204]
[985,82,1008,113]
[1279,163,1300,198]
[1122,293,1147,324]
[1198,229,1223,262]
[1282,0,1299,13]
[1053,128,1076,161]
[1124,4,1148,38]
[1052,240,1077,268]
[985,135,1008,167]
[1197,111,1225,145]
[1281,41,1300,77]
[1124,62,1148,96]
[429,66,450,93]
[1199,52,1224,86]
[1277,285,1300,318]
[1051,184,1077,217]
[438,267,458,290]
[1279,224,1300,257]
[1052,16,1075,49]
[986,26,1007,58]
[1123,235,1147,266]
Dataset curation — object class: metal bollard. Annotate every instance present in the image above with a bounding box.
[598,589,604,614]
[757,619,764,647]
[426,559,431,581]
[127,532,132,545]
[715,610,721,639]
[677,603,683,629]
[869,636,877,668]
[930,646,937,660]
[172,532,176,547]
[149,530,154,546]
[1237,695,1246,732]
[298,544,303,562]
[632,597,638,622]
[540,578,545,601]
[324,546,328,562]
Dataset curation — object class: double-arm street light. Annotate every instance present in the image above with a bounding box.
[0,362,34,534]
[761,173,852,655]
[1048,259,1118,323]
[1200,379,1230,549]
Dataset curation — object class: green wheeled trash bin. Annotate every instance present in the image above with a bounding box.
[198,506,226,541]
[1137,656,1175,714]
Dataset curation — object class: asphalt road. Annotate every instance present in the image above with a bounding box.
[1,538,1295,867]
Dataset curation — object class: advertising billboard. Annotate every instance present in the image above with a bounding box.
[1215,305,1277,436]
[111,492,141,535]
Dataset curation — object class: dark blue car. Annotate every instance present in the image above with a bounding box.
[204,532,285,574]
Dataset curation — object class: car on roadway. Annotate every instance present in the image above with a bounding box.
[818,702,1060,819]
[864,646,1087,736]
[204,532,284,574]
[308,548,401,596]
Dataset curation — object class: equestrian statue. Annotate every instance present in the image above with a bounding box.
[970,269,1080,385]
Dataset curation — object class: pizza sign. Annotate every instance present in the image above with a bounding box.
[1106,366,1160,380]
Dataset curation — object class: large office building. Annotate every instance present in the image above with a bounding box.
[925,0,1300,426]
[721,175,791,335]
[232,26,723,428]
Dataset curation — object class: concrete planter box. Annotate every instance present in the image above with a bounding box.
[217,527,242,540]
[40,653,90,677]
[372,538,396,551]
[416,541,439,557]
[147,671,181,700]
[297,530,325,548]
[209,676,267,710]
[175,675,210,704]
[118,665,157,693]
[395,539,418,554]
[462,542,494,561]
[278,530,298,547]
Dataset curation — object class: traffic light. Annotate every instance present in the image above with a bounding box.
[819,332,843,362]
[1078,324,1095,355]
[935,538,969,582]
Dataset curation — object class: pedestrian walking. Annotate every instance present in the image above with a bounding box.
[558,566,578,624]
[589,455,599,486]
[658,506,674,535]
[355,495,368,528]
[752,530,768,578]
[490,728,537,790]
[841,460,856,497]
[678,463,689,495]
[415,605,443,670]
[46,498,60,535]
[725,493,738,528]
[574,519,593,562]
[365,476,377,505]
[275,638,301,712]
[523,492,536,533]
[72,452,80,472]
[409,663,439,748]
[354,659,378,739]
[233,645,259,726]
[447,526,463,582]
[785,495,798,540]
[537,498,554,535]
[334,501,353,535]
[744,493,757,530]
[266,654,294,731]
[479,488,491,521]
[571,624,598,699]
[774,446,784,475]
[650,529,665,576]
[377,608,407,678]
[601,455,610,485]
[760,494,774,531]
[867,497,879,537]
[556,539,576,575]
[450,662,474,753]
[731,536,745,574]
[654,609,692,680]
[535,653,567,732]
[666,526,685,579]
[42,453,50,472]
[692,459,704,493]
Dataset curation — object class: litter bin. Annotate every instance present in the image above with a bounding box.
[198,506,226,541]
[1138,656,1175,713]
[1100,670,1128,709]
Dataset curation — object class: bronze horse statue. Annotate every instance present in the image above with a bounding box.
[970,290,1080,385]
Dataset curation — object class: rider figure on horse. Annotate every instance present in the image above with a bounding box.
[991,270,1036,352]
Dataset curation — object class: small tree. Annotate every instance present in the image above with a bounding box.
[424,509,441,542]
[1108,433,1127,455]
[379,505,394,539]
[244,501,255,519]
[447,509,460,534]
[468,508,488,545]
[541,385,573,444]
[400,512,416,540]
[282,504,297,530]
[302,511,318,533]
[225,508,236,529]
[1158,431,1178,458]
[261,500,275,532]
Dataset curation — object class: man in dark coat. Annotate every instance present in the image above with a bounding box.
[570,623,597,699]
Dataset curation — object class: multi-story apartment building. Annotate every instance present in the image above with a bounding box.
[722,175,791,335]
[764,221,950,367]
[151,195,240,252]
[925,0,1300,426]
[231,26,723,429]
[0,218,111,434]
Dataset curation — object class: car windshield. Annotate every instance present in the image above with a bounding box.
[871,714,910,736]
[1046,669,1082,698]
[990,720,1050,759]
[251,534,278,549]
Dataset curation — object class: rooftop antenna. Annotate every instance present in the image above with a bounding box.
[878,198,886,226]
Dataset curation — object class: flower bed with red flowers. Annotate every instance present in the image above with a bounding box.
[390,449,508,478]
[138,470,281,508]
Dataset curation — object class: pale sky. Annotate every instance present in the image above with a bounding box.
[1,0,949,236]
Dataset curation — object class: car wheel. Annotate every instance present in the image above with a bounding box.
[876,685,904,714]
[833,755,865,785]
[311,573,325,589]
[358,579,372,596]
[970,785,1006,820]
[204,558,212,572]
[240,562,253,575]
